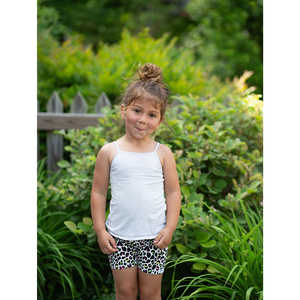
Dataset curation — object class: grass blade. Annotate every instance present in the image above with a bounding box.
[245,286,256,300]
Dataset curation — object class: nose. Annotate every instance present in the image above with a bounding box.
[139,114,147,124]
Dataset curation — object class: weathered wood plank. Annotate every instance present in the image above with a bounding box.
[34,98,40,162]
[47,91,63,113]
[95,92,111,113]
[71,91,87,113]
[37,113,104,130]
[37,90,112,170]
[46,92,63,173]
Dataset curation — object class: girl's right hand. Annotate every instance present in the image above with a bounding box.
[96,230,118,254]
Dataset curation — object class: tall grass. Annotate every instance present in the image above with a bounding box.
[167,201,263,300]
[37,158,109,300]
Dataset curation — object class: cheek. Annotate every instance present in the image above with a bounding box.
[151,120,161,129]
[125,114,138,124]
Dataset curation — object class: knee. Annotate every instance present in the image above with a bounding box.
[115,285,138,300]
[139,287,161,300]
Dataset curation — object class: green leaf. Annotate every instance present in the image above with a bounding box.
[207,186,219,194]
[192,262,206,271]
[207,265,221,273]
[176,163,183,172]
[68,184,78,194]
[173,139,182,146]
[193,170,199,178]
[80,200,90,210]
[64,221,77,231]
[181,162,189,172]
[218,199,230,207]
[200,239,216,248]
[206,125,215,133]
[64,145,73,152]
[77,222,92,232]
[57,159,71,168]
[196,231,211,243]
[168,120,178,126]
[249,180,261,190]
[214,179,227,189]
[198,175,207,186]
[235,160,246,172]
[212,167,227,176]
[246,287,256,300]
[182,208,194,221]
[181,186,190,197]
[176,244,188,254]
[76,174,89,182]
[258,291,263,300]
[83,217,93,226]
[37,182,44,189]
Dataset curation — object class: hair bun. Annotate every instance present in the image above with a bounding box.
[136,63,163,83]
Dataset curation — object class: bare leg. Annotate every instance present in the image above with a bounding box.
[112,266,139,300]
[138,269,163,300]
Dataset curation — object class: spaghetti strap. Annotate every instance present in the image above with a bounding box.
[113,141,120,152]
[154,142,160,152]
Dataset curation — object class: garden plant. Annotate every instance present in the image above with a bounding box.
[37,65,263,299]
[37,0,263,297]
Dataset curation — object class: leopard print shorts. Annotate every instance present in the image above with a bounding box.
[108,235,168,275]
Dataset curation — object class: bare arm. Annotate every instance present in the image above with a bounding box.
[90,143,117,254]
[154,145,181,249]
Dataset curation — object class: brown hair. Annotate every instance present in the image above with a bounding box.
[121,63,170,120]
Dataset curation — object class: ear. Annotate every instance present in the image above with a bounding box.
[156,115,165,129]
[120,104,126,119]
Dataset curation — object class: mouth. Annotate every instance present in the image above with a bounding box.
[135,127,144,131]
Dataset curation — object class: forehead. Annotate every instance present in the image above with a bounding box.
[131,97,161,112]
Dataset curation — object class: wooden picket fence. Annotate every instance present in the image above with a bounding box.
[37,91,112,172]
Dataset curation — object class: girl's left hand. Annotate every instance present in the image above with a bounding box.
[153,227,173,249]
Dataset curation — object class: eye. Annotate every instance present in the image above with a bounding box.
[134,109,141,114]
[149,113,157,118]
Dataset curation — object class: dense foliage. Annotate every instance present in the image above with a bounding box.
[43,0,266,95]
[37,2,263,297]
[37,70,263,298]
[38,27,226,113]
[38,0,263,106]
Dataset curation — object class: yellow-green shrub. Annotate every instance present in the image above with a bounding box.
[38,28,229,112]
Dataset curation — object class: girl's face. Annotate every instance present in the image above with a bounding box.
[121,97,164,140]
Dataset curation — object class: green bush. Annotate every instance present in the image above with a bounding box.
[38,28,229,112]
[38,73,262,298]
[49,74,265,296]
[167,201,263,299]
[37,158,114,299]
[184,0,263,95]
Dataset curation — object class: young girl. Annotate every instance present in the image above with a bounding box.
[91,63,181,300]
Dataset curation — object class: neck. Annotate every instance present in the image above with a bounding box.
[124,134,152,144]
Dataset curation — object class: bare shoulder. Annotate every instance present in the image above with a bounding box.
[99,142,116,153]
[97,142,118,165]
[157,143,173,155]
[157,143,175,168]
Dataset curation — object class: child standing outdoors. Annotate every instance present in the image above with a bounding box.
[91,63,181,300]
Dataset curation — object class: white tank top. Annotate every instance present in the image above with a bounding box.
[105,141,166,240]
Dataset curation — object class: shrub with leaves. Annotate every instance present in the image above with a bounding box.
[38,73,262,298]
[37,158,114,299]
[166,201,263,300]
[38,28,228,112]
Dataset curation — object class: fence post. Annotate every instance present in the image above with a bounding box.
[95,92,111,113]
[46,91,63,173]
[71,91,87,114]
[34,98,40,162]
